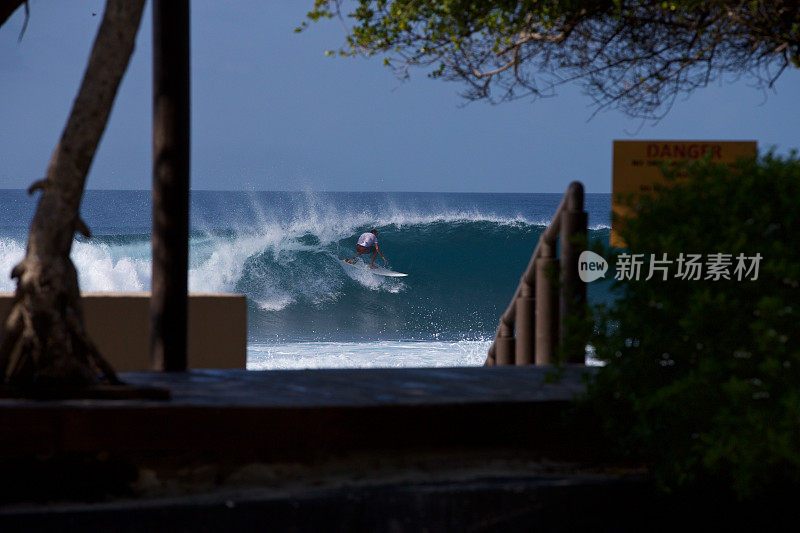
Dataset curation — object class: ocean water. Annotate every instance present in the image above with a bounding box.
[0,190,611,368]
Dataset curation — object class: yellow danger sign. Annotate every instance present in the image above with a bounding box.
[611,140,757,247]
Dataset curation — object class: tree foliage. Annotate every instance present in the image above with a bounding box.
[587,154,800,498]
[305,0,800,119]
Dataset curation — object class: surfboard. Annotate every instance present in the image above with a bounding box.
[342,259,408,277]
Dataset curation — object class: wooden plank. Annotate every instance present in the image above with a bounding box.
[0,367,594,459]
[0,385,169,401]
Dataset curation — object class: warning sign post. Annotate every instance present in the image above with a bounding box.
[611,140,757,247]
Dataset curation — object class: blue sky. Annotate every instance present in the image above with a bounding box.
[1,1,799,194]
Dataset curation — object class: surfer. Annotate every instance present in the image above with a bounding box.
[351,230,387,269]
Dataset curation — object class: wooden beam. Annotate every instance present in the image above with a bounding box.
[151,0,190,371]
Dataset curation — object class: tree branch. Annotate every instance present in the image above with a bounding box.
[0,0,25,29]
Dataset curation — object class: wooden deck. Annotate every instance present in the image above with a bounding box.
[0,366,595,459]
[0,366,686,531]
[0,370,778,529]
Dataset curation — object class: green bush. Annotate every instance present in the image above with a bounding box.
[587,152,800,498]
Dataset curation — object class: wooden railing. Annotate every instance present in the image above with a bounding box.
[485,181,588,366]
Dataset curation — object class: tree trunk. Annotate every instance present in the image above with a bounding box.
[0,0,145,387]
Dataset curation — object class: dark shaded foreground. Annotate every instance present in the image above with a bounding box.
[0,367,786,530]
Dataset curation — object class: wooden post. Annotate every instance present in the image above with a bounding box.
[514,282,535,365]
[495,322,515,366]
[151,0,190,371]
[560,182,588,364]
[535,243,559,365]
[483,181,589,367]
[484,345,496,366]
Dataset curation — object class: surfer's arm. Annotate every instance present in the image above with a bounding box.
[376,245,388,266]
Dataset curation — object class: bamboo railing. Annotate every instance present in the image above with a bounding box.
[485,181,588,366]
